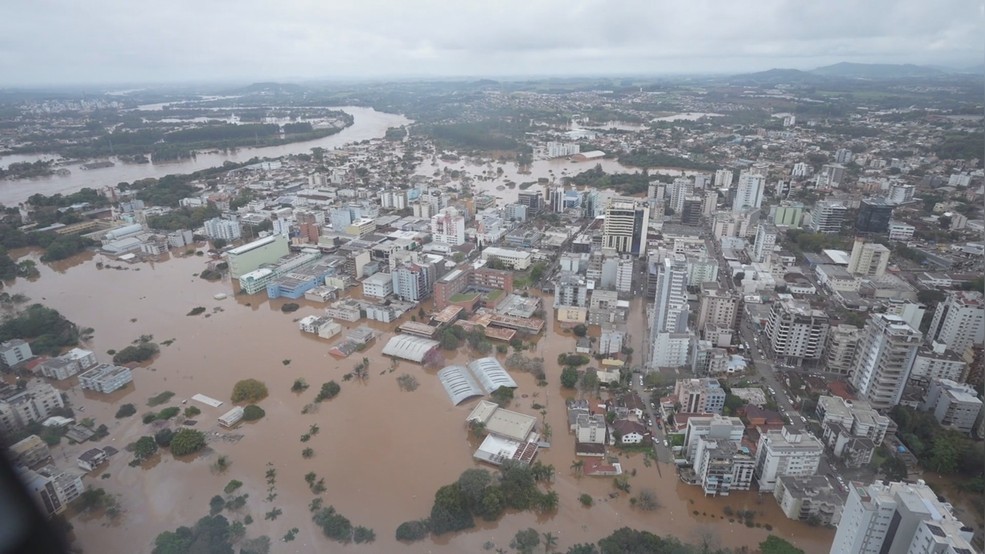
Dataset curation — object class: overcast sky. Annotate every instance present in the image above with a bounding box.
[2,0,982,86]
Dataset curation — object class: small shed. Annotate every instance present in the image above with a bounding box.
[218,406,245,427]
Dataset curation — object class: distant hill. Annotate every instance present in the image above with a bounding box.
[727,68,830,85]
[228,82,304,95]
[809,62,944,79]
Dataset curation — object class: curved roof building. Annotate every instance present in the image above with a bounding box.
[438,357,517,405]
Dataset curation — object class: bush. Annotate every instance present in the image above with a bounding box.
[183,405,201,418]
[186,307,206,316]
[242,405,265,421]
[147,391,175,407]
[142,413,157,424]
[560,366,579,389]
[113,342,159,364]
[315,381,341,402]
[291,378,308,392]
[579,493,593,507]
[231,379,268,403]
[115,403,136,418]
[395,520,430,542]
[154,428,174,447]
[224,480,243,494]
[281,303,300,313]
[157,407,180,420]
[170,429,206,456]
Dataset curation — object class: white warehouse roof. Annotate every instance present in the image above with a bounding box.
[381,334,440,363]
[437,357,517,405]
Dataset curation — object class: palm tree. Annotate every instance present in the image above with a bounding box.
[539,491,559,513]
[570,459,584,478]
[543,532,558,553]
[541,422,552,442]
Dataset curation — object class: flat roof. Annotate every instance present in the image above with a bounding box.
[228,235,278,255]
[466,400,536,442]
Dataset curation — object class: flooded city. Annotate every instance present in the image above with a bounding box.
[5,248,834,553]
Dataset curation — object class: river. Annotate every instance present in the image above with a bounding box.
[0,107,411,206]
[4,249,833,553]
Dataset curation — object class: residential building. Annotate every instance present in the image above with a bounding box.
[554,272,589,308]
[203,217,242,241]
[682,414,744,462]
[810,200,848,234]
[0,339,33,368]
[774,475,843,526]
[817,396,889,467]
[0,384,64,435]
[77,448,107,472]
[612,419,649,445]
[391,262,435,302]
[909,342,968,383]
[602,197,649,257]
[649,254,692,369]
[696,282,740,331]
[921,378,983,435]
[754,427,823,492]
[692,437,756,496]
[598,329,625,356]
[16,466,81,517]
[764,298,829,366]
[481,247,531,270]
[430,208,466,247]
[685,253,719,287]
[362,271,394,299]
[885,301,927,331]
[575,413,608,445]
[817,163,846,188]
[732,172,765,212]
[852,315,923,410]
[670,177,693,214]
[847,239,890,277]
[714,169,733,189]
[674,378,726,415]
[856,198,895,234]
[772,202,805,227]
[614,256,634,293]
[825,324,861,375]
[927,291,985,357]
[546,141,580,158]
[831,480,975,554]
[7,435,51,468]
[835,148,853,164]
[38,348,97,380]
[752,223,778,263]
[78,363,133,394]
[297,315,342,339]
[227,234,290,278]
[888,221,916,241]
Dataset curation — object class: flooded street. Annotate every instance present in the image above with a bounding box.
[8,251,833,553]
[0,107,411,206]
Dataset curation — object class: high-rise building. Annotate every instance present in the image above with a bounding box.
[847,238,891,277]
[856,198,895,234]
[732,172,765,212]
[682,414,744,461]
[602,197,650,257]
[204,217,242,241]
[772,201,805,227]
[830,480,976,554]
[809,200,848,234]
[546,142,580,158]
[0,384,65,436]
[693,437,756,496]
[816,395,889,467]
[681,196,703,225]
[702,190,718,216]
[548,184,565,213]
[764,299,829,366]
[430,208,466,247]
[817,164,846,188]
[649,254,691,369]
[921,378,983,435]
[714,169,733,189]
[851,314,922,410]
[835,148,853,164]
[825,324,861,375]
[391,262,435,302]
[670,177,693,214]
[674,378,726,414]
[696,282,740,331]
[754,427,823,492]
[517,190,544,213]
[554,272,589,308]
[752,223,778,263]
[927,291,985,356]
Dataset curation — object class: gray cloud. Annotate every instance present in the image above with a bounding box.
[2,0,982,85]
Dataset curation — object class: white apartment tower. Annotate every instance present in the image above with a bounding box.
[732,172,765,212]
[847,238,891,278]
[764,298,830,366]
[714,169,733,189]
[927,291,985,356]
[830,480,975,554]
[752,223,778,263]
[430,208,466,247]
[825,324,861,375]
[810,200,848,234]
[602,197,650,257]
[851,314,922,411]
[670,177,693,214]
[649,254,691,369]
[754,427,823,492]
[696,282,740,331]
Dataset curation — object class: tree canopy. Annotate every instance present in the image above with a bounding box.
[231,379,268,403]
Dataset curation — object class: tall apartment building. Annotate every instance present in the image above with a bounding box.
[732,172,765,212]
[809,200,848,234]
[772,201,805,227]
[714,169,734,189]
[546,141,580,158]
[204,217,242,241]
[754,427,823,492]
[554,272,589,308]
[670,177,693,214]
[835,148,853,164]
[614,257,634,294]
[696,282,740,331]
[430,208,466,247]
[764,299,829,366]
[682,414,745,462]
[0,385,65,436]
[847,238,890,277]
[816,395,889,467]
[0,340,33,368]
[927,291,985,356]
[830,480,976,554]
[602,197,649,257]
[38,348,98,381]
[693,437,756,496]
[752,223,778,263]
[921,378,983,435]
[649,254,692,369]
[774,475,844,527]
[825,324,861,375]
[674,378,727,414]
[851,314,922,411]
[391,262,435,302]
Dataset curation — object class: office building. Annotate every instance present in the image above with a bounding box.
[851,314,922,410]
[227,234,290,279]
[856,198,895,234]
[674,378,726,414]
[825,324,861,375]
[602,197,649,257]
[764,299,829,366]
[888,221,916,241]
[927,291,985,357]
[810,200,848,234]
[696,282,740,331]
[681,196,703,225]
[754,427,823,492]
[204,217,242,241]
[732,172,765,212]
[693,437,756,496]
[517,190,544,213]
[921,378,982,435]
[847,239,891,277]
[830,480,975,554]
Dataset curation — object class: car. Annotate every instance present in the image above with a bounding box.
[800,416,807,423]
[663,440,669,447]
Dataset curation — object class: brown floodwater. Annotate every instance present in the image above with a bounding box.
[6,249,834,553]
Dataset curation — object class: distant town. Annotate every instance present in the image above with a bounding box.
[0,65,981,553]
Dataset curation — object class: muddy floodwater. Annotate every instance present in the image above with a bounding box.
[8,250,834,553]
